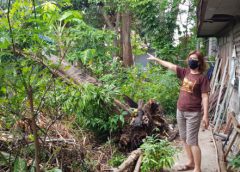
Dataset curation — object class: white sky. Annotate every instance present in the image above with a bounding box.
[174,0,195,45]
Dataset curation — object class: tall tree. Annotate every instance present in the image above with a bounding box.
[121,11,133,66]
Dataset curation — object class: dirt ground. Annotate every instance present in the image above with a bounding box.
[172,128,218,172]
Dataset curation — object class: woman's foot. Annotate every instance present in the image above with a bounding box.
[193,168,201,172]
[175,164,195,171]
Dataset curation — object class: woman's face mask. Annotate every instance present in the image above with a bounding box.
[188,59,199,69]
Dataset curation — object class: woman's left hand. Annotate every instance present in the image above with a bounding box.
[202,115,209,129]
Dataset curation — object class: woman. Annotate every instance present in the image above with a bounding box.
[148,51,210,172]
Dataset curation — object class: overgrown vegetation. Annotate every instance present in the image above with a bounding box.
[140,136,177,171]
[229,154,240,171]
[120,65,179,116]
[0,0,199,171]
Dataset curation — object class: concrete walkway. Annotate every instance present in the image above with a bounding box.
[173,129,218,172]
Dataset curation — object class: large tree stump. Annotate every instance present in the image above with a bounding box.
[119,98,169,151]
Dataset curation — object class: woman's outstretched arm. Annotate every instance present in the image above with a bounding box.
[147,53,177,72]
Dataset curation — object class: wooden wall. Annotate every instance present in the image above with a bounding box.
[217,23,240,120]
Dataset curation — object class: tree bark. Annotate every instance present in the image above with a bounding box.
[121,11,133,67]
[42,53,99,85]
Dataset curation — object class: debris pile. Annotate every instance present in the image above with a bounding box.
[0,114,85,171]
[116,96,178,151]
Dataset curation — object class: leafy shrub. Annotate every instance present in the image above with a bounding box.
[140,136,177,172]
[119,64,180,116]
[44,81,123,136]
[108,153,126,167]
[229,154,240,171]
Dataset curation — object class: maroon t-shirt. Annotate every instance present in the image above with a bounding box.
[176,66,210,112]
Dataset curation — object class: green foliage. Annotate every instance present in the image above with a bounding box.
[46,168,62,172]
[0,0,185,171]
[0,59,53,126]
[0,0,118,135]
[120,65,179,116]
[13,157,27,172]
[229,154,240,171]
[99,62,179,117]
[59,83,121,135]
[0,152,27,172]
[0,151,15,166]
[140,136,177,171]
[108,153,126,167]
[130,0,181,59]
[131,32,147,56]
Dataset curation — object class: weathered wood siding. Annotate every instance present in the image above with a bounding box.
[217,23,240,118]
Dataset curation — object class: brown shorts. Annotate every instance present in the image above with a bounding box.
[177,109,202,145]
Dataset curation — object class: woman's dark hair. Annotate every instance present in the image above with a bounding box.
[187,50,207,73]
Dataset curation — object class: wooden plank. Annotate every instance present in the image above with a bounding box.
[212,128,227,172]
[217,85,234,132]
[213,57,229,123]
[211,58,223,95]
[224,131,238,159]
[223,113,232,134]
[223,113,240,159]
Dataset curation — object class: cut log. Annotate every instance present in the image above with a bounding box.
[113,148,142,172]
[133,154,143,172]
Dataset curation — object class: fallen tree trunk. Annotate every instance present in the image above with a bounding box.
[21,51,174,151]
[43,53,100,85]
[42,54,134,114]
